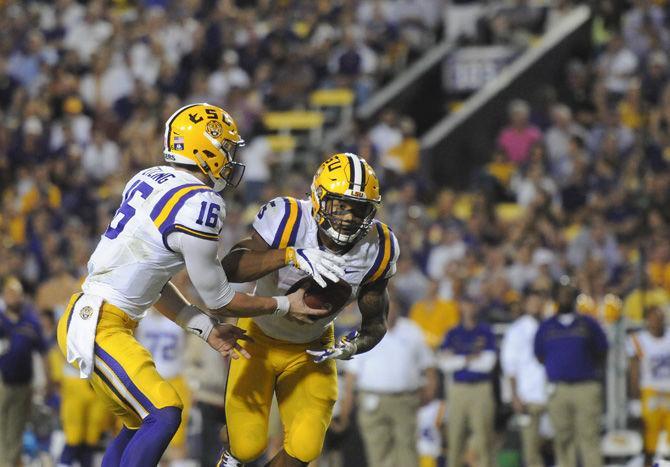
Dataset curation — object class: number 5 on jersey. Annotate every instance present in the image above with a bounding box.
[196,201,220,228]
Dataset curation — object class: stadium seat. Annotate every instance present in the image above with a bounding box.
[309,89,355,108]
[310,88,355,126]
[262,111,325,131]
[262,111,325,147]
[265,135,297,153]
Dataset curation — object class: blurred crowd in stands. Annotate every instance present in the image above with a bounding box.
[2,0,670,465]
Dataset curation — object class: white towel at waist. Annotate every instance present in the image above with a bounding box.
[66,294,103,379]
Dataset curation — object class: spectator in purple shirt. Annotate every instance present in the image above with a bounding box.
[535,278,608,467]
[0,276,50,466]
[439,297,497,467]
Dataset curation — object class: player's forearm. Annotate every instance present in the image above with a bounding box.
[354,281,389,355]
[154,281,191,322]
[354,320,387,355]
[212,292,282,319]
[221,248,287,282]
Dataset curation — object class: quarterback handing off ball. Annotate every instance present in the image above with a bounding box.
[286,276,353,318]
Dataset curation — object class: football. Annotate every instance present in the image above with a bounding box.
[285,276,353,316]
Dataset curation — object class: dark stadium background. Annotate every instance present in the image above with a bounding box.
[1,0,669,466]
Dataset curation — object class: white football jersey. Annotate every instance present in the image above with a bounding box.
[417,399,445,458]
[252,197,399,343]
[627,329,670,392]
[83,166,226,319]
[135,310,185,379]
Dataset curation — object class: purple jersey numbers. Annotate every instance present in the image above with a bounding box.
[195,201,220,228]
[104,181,154,239]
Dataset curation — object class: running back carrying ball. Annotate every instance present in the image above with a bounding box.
[286,276,352,317]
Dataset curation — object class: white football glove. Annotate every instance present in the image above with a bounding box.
[285,247,345,288]
[307,331,359,363]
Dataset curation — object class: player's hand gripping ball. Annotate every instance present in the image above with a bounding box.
[285,276,352,319]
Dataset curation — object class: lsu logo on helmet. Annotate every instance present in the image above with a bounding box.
[163,103,245,191]
[206,120,223,138]
[310,153,381,245]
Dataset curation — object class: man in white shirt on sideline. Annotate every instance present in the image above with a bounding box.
[340,301,438,467]
[501,290,548,467]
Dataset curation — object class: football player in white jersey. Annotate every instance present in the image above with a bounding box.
[217,153,400,467]
[56,104,338,466]
[628,305,670,459]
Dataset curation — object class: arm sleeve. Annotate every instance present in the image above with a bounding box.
[169,232,236,310]
[467,350,497,373]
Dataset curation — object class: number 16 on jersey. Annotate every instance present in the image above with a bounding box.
[195,201,220,229]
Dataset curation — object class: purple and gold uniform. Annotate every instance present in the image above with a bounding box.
[225,195,399,463]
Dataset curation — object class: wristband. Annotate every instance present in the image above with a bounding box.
[272,296,290,316]
[176,305,214,340]
[285,247,297,266]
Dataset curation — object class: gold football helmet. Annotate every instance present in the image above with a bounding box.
[310,153,381,245]
[163,103,245,191]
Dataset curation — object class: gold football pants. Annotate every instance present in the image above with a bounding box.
[641,388,670,454]
[57,293,184,430]
[60,376,114,445]
[225,318,337,463]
